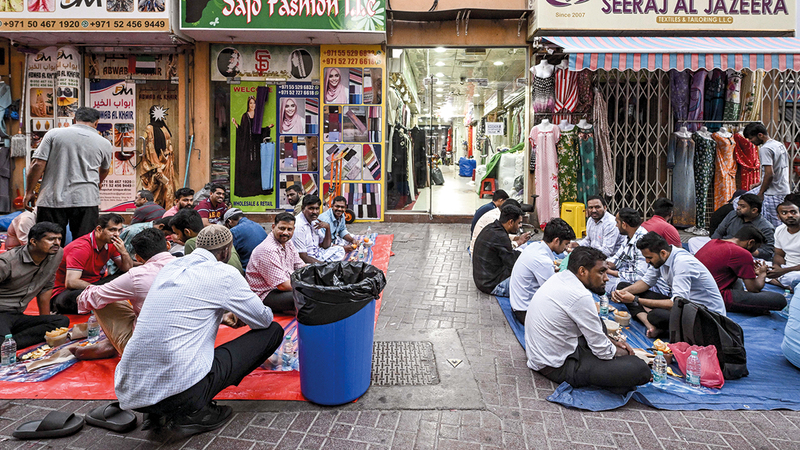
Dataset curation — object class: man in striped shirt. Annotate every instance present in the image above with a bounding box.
[131,190,166,224]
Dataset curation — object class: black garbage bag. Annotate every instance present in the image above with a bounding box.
[291,261,387,326]
[431,167,445,185]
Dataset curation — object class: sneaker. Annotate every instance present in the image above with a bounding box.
[172,402,232,437]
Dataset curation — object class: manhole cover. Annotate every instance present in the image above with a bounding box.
[372,341,440,386]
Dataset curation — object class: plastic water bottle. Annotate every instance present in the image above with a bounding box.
[87,313,100,341]
[366,226,372,238]
[783,289,792,315]
[357,244,365,261]
[653,351,667,385]
[267,345,283,369]
[686,350,701,387]
[282,335,297,370]
[599,295,609,316]
[1,334,16,366]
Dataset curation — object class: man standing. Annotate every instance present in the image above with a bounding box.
[472,204,524,296]
[696,226,786,314]
[0,222,69,349]
[471,190,508,237]
[162,188,195,218]
[525,246,651,393]
[641,198,681,247]
[51,214,133,314]
[195,184,228,226]
[318,196,358,251]
[24,107,112,239]
[744,122,791,227]
[171,209,243,274]
[223,208,267,269]
[115,225,284,436]
[131,190,166,224]
[509,218,574,324]
[688,194,775,259]
[571,195,625,257]
[247,212,306,314]
[768,201,800,289]
[293,195,345,263]
[286,184,304,216]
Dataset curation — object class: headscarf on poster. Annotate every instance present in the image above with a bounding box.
[211,45,319,82]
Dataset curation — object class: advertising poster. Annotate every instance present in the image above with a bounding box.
[0,0,170,32]
[55,46,81,129]
[276,83,320,209]
[91,80,138,211]
[320,45,385,221]
[25,46,57,157]
[211,45,319,82]
[136,81,180,208]
[229,82,278,211]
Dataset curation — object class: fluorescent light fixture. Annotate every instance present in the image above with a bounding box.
[494,61,504,66]
[392,49,403,59]
[434,47,446,53]
[473,93,480,97]
[435,61,445,66]
[436,94,443,97]
[435,88,444,92]
[435,72,444,78]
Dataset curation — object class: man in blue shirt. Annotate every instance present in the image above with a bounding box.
[223,208,267,269]
[471,190,508,237]
[318,196,358,252]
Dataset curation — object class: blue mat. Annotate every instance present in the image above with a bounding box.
[496,295,525,348]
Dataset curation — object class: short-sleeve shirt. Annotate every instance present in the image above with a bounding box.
[54,232,121,296]
[641,215,682,248]
[695,239,756,306]
[318,208,350,242]
[292,213,325,260]
[774,224,800,267]
[33,124,112,208]
[246,233,305,300]
[0,245,63,313]
[194,198,227,224]
[132,202,166,224]
[759,139,791,196]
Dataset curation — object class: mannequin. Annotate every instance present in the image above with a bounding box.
[696,126,712,139]
[557,58,569,70]
[577,119,591,129]
[539,118,553,130]
[558,119,574,131]
[531,59,556,78]
[717,125,732,137]
[675,126,692,138]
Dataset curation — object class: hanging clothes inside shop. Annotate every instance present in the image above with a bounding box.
[740,69,765,122]
[723,70,743,121]
[530,121,560,225]
[388,125,412,209]
[234,87,272,198]
[704,69,727,132]
[713,129,737,210]
[668,129,696,228]
[554,62,578,123]
[576,122,597,206]
[556,123,579,204]
[734,132,761,189]
[693,129,715,231]
[573,71,594,118]
[410,126,427,189]
[687,70,707,132]
[669,70,691,130]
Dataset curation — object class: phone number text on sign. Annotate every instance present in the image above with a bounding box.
[0,19,169,31]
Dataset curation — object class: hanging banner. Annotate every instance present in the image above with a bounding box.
[229,82,278,211]
[276,83,320,209]
[55,46,81,129]
[91,80,137,211]
[211,45,319,82]
[26,46,57,156]
[0,0,170,32]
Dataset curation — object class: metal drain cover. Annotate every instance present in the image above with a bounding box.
[372,341,440,386]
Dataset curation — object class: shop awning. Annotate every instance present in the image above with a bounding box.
[539,36,800,72]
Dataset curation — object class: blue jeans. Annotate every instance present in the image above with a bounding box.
[491,278,510,297]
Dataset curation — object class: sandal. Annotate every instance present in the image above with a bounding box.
[84,402,137,433]
[12,410,84,440]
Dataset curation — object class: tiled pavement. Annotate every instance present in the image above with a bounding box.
[1,223,800,449]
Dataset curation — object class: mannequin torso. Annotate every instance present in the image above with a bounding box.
[532,60,555,78]
[577,119,591,129]
[558,119,574,131]
[676,126,692,139]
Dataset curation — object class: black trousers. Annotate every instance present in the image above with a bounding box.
[0,312,70,349]
[263,289,296,314]
[37,206,99,242]
[617,282,672,337]
[727,280,787,313]
[135,322,284,416]
[51,272,124,315]
[538,337,652,392]
[513,310,526,325]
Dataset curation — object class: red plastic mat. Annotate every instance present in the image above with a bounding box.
[0,234,393,401]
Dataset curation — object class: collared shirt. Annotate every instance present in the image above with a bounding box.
[525,270,616,371]
[318,208,351,243]
[5,211,37,249]
[472,220,520,294]
[54,232,121,296]
[608,227,649,284]
[641,215,682,248]
[292,213,326,260]
[132,202,166,224]
[0,245,62,313]
[710,210,775,260]
[195,198,227,224]
[293,195,305,216]
[579,211,625,258]
[471,202,496,235]
[246,233,305,300]
[509,241,556,312]
[470,208,501,253]
[162,205,180,218]
[642,246,726,315]
[230,217,267,269]
[77,252,175,315]
[115,248,274,410]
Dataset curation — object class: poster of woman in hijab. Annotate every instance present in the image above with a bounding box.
[324,68,350,104]
[289,49,314,80]
[231,87,274,198]
[141,105,177,207]
[280,98,305,135]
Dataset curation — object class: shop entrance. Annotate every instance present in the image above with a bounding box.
[386,47,528,216]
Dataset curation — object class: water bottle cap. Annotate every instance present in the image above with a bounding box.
[657,351,663,356]
[691,351,697,356]
[4,334,10,339]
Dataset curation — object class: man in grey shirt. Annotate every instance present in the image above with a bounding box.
[24,107,112,240]
[743,122,791,228]
[688,194,775,260]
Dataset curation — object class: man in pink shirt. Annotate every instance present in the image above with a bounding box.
[161,187,195,218]
[246,212,305,314]
[72,228,175,360]
[641,198,682,248]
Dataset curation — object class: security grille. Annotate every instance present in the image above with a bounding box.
[763,71,800,192]
[371,341,440,386]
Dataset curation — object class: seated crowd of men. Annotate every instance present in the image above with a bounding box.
[0,184,360,436]
[471,189,800,393]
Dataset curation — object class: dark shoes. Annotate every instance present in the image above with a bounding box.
[141,413,168,431]
[171,402,233,437]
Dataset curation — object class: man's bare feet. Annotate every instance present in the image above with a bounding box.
[69,340,118,360]
[646,327,662,339]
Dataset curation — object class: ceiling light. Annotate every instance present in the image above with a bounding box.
[473,93,480,97]
[436,94,443,98]
[434,47,446,53]
[494,61,504,66]
[435,88,443,92]
[435,72,444,78]
[435,61,445,67]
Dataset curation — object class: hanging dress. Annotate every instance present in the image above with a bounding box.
[693,132,715,230]
[734,132,761,190]
[554,67,578,123]
[669,70,691,130]
[704,69,727,131]
[593,89,615,197]
[687,70,707,132]
[668,133,696,228]
[573,71,594,118]
[723,70,743,121]
[556,126,579,204]
[740,69,765,122]
[532,75,556,116]
[530,125,560,225]
[576,126,598,206]
[712,132,737,210]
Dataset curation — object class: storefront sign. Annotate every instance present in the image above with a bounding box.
[211,45,320,82]
[88,54,178,81]
[182,0,385,32]
[485,122,504,135]
[529,0,794,34]
[0,0,170,32]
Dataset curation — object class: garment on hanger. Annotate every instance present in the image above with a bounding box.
[692,132,715,230]
[669,70,691,130]
[554,67,578,123]
[234,110,268,198]
[740,69,765,122]
[667,133,697,228]
[703,69,726,132]
[723,71,743,121]
[593,89,614,197]
[532,74,556,115]
[712,132,736,210]
[556,126,579,204]
[733,132,761,189]
[573,71,594,117]
[576,125,597,206]
[252,86,268,134]
[410,126,427,189]
[530,124,560,225]
[687,69,707,132]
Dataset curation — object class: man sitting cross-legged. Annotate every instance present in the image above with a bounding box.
[72,228,176,360]
[293,195,345,263]
[688,193,775,259]
[613,232,725,338]
[470,199,530,254]
[472,204,524,296]
[605,207,650,294]
[768,201,800,290]
[525,246,651,393]
[115,225,284,436]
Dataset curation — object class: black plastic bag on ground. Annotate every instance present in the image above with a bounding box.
[291,261,387,326]
[431,167,445,185]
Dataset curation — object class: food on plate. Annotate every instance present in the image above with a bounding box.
[652,339,672,354]
[21,345,52,360]
[45,327,68,338]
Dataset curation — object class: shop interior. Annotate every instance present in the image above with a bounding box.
[386,47,528,215]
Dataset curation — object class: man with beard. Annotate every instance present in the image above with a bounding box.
[613,232,725,338]
[286,184,304,216]
[525,246,651,393]
[743,122,791,228]
[768,201,800,290]
[162,188,195,218]
[688,194,775,259]
[570,195,626,257]
[246,213,306,314]
[292,195,345,263]
[318,196,357,251]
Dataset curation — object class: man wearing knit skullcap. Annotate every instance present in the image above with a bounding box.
[114,224,284,436]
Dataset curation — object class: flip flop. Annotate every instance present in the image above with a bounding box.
[84,402,137,433]
[12,410,84,440]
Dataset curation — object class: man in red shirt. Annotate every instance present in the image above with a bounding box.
[195,184,228,227]
[695,226,786,314]
[51,213,134,314]
[641,198,681,247]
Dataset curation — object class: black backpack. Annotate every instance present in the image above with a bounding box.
[669,297,748,380]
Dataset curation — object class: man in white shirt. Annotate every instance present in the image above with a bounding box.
[114,225,284,437]
[613,231,726,338]
[768,201,800,289]
[469,199,530,254]
[743,122,791,227]
[525,246,651,393]
[571,195,625,257]
[509,218,575,324]
[292,195,345,263]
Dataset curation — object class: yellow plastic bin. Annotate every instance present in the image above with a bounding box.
[561,202,586,238]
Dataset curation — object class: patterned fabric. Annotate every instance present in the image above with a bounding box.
[668,133,697,228]
[246,233,305,301]
[713,133,737,210]
[554,68,578,123]
[530,125,560,225]
[739,69,765,122]
[577,126,597,206]
[703,69,727,131]
[687,70,707,132]
[532,75,555,115]
[733,132,761,189]
[608,226,649,284]
[669,69,691,130]
[593,91,615,197]
[723,70,743,121]
[556,127,579,204]
[693,133,716,230]
[573,71,594,118]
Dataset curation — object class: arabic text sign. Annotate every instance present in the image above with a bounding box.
[0,0,169,32]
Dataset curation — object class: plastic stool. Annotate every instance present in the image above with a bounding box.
[560,202,586,238]
[479,178,496,198]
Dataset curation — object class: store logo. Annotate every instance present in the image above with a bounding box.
[57,50,74,60]
[113,85,134,96]
[546,0,588,7]
[34,53,52,62]
[61,0,102,8]
[254,49,271,72]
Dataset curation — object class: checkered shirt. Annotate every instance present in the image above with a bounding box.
[608,226,649,284]
[246,233,305,301]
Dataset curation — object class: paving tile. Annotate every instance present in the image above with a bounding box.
[201,437,255,450]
